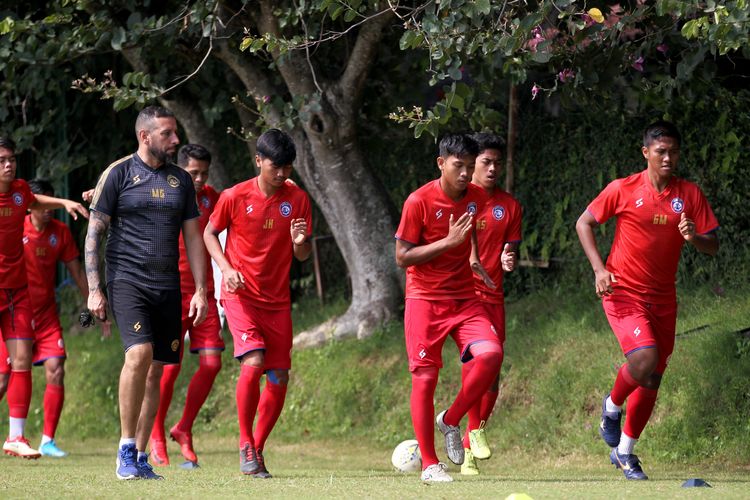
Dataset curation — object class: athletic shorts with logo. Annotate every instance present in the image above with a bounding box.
[0,286,34,343]
[602,293,677,374]
[222,299,292,371]
[181,295,224,353]
[31,301,66,365]
[480,301,506,345]
[405,298,500,372]
[108,280,182,364]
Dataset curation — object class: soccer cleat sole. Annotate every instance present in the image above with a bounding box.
[4,449,41,459]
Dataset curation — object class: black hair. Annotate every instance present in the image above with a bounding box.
[0,136,16,152]
[438,133,479,158]
[135,105,175,136]
[256,129,296,166]
[471,132,504,153]
[643,120,681,147]
[28,178,54,196]
[177,144,212,168]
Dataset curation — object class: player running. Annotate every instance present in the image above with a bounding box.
[23,179,89,457]
[576,121,719,480]
[461,133,522,475]
[1,136,88,459]
[204,129,312,478]
[395,133,503,483]
[149,144,224,467]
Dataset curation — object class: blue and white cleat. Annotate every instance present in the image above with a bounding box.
[599,394,622,448]
[610,449,648,480]
[39,440,68,458]
[116,444,139,480]
[136,453,165,480]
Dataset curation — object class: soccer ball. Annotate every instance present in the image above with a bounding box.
[391,439,421,473]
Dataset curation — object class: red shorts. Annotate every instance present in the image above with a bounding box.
[181,295,224,353]
[405,298,500,372]
[0,336,9,374]
[222,299,292,371]
[602,294,677,374]
[481,301,506,345]
[32,302,66,365]
[0,287,34,342]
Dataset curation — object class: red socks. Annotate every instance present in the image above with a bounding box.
[610,363,640,406]
[462,365,500,448]
[151,363,181,441]
[623,386,658,439]
[176,355,222,433]
[43,383,64,438]
[237,365,263,447]
[253,379,288,451]
[444,352,502,426]
[411,367,439,468]
[7,369,31,419]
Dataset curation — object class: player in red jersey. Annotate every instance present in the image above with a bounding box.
[460,133,522,475]
[576,121,719,480]
[204,129,312,478]
[395,133,503,483]
[24,179,89,458]
[149,144,224,467]
[0,137,88,459]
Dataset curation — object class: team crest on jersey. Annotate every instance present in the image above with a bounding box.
[492,205,505,221]
[12,192,23,206]
[200,196,210,208]
[670,197,684,214]
[467,202,477,215]
[167,174,180,188]
[279,201,292,217]
[171,340,180,352]
[49,234,58,247]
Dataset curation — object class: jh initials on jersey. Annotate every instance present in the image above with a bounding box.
[263,218,274,229]
[0,207,12,216]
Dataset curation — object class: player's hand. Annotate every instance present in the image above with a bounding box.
[678,212,696,242]
[222,267,246,293]
[290,218,307,246]
[501,243,517,272]
[189,289,208,326]
[82,189,95,203]
[471,261,497,289]
[446,212,474,248]
[100,319,112,339]
[594,268,617,298]
[63,199,89,220]
[88,288,108,321]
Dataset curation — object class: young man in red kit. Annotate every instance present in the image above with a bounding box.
[24,179,89,458]
[0,136,88,459]
[461,133,522,475]
[576,121,719,480]
[149,144,224,467]
[204,129,311,478]
[395,133,503,483]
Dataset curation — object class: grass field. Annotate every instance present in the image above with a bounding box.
[1,438,748,499]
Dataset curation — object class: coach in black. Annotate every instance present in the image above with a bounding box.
[84,106,208,480]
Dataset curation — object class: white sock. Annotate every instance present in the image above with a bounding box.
[138,451,148,461]
[41,434,53,446]
[119,437,136,449]
[618,433,637,455]
[605,396,622,413]
[8,417,25,439]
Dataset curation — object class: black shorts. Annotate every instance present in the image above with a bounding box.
[108,280,182,364]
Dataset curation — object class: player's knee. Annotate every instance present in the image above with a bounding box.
[627,348,658,383]
[199,353,222,375]
[241,350,264,368]
[266,369,289,386]
[124,343,154,370]
[46,364,65,386]
[642,372,662,390]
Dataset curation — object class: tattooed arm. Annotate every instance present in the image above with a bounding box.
[85,210,111,320]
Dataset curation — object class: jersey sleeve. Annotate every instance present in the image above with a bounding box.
[690,185,719,235]
[182,178,200,221]
[58,224,80,263]
[90,165,123,216]
[586,179,621,224]
[301,191,313,239]
[209,190,234,233]
[395,194,423,245]
[506,198,523,243]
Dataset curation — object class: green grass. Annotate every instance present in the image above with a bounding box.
[1,438,748,498]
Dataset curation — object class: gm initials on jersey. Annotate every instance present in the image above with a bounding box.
[652,214,668,225]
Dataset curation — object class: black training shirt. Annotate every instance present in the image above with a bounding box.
[90,153,199,290]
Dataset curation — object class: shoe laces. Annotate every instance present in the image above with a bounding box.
[256,449,265,468]
[137,456,154,472]
[120,446,136,466]
[242,443,256,463]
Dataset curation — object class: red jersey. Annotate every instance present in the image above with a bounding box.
[23,216,79,314]
[396,180,487,300]
[209,178,312,309]
[0,180,36,289]
[474,188,522,304]
[587,170,718,303]
[179,185,219,294]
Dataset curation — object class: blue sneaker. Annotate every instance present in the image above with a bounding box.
[599,394,622,447]
[39,440,68,458]
[136,454,164,480]
[610,449,648,480]
[116,444,139,480]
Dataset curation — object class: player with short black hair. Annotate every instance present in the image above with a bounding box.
[204,128,312,478]
[576,120,718,480]
[85,106,208,480]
